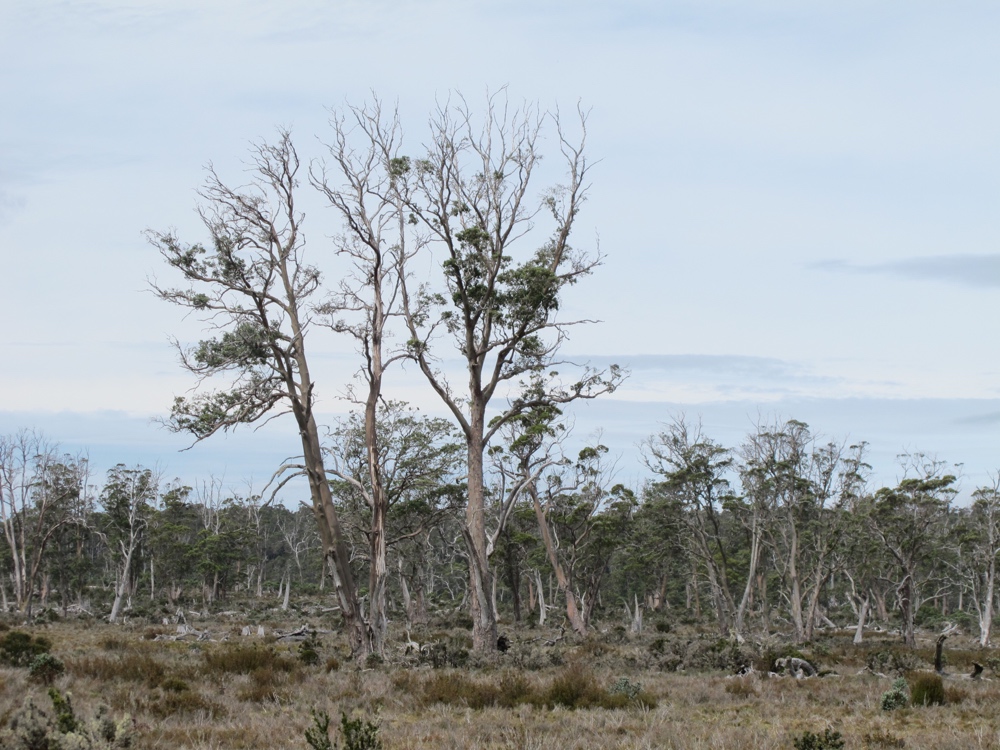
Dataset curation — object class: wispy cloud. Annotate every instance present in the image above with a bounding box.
[812,255,1000,288]
[573,354,844,403]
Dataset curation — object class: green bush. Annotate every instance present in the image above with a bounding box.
[0,630,52,667]
[792,728,845,750]
[880,677,909,711]
[305,709,334,750]
[305,710,382,750]
[0,690,134,749]
[299,636,321,666]
[28,653,65,685]
[909,672,945,706]
[339,712,382,750]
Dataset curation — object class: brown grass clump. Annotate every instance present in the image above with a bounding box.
[68,649,167,687]
[908,672,945,706]
[724,675,758,698]
[203,643,296,675]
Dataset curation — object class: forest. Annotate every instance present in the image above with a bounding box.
[0,413,993,652]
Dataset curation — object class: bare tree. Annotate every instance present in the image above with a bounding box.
[310,102,417,656]
[394,93,624,650]
[148,134,369,657]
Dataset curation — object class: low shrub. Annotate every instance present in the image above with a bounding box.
[880,677,909,711]
[724,675,757,698]
[868,649,921,675]
[28,652,65,685]
[204,644,295,675]
[0,689,134,749]
[543,662,614,709]
[862,728,906,748]
[299,635,321,666]
[909,672,945,706]
[69,650,166,688]
[792,728,845,750]
[0,630,52,667]
[339,711,383,750]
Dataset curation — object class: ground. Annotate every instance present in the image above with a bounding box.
[0,607,998,749]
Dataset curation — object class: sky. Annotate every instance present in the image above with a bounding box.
[2,0,999,501]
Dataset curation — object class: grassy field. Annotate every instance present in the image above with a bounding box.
[1,610,999,749]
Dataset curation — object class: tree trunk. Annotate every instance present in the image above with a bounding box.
[980,555,995,647]
[531,486,587,636]
[854,593,869,645]
[464,419,498,652]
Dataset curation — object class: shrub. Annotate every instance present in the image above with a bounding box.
[0,630,52,667]
[305,709,334,750]
[69,651,166,688]
[881,677,909,711]
[909,672,945,706]
[160,677,190,693]
[792,728,845,750]
[609,677,642,700]
[48,688,77,734]
[204,644,295,675]
[28,653,65,685]
[339,711,383,750]
[862,728,905,748]
[543,663,616,708]
[725,676,757,698]
[0,690,134,750]
[299,635,321,666]
[868,649,921,675]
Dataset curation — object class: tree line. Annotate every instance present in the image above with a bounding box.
[1,414,997,658]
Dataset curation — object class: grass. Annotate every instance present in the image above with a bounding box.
[0,612,998,748]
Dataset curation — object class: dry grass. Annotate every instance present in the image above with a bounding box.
[0,616,998,749]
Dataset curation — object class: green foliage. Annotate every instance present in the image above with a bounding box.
[0,631,53,667]
[298,635,321,666]
[609,677,642,700]
[305,710,333,750]
[861,728,905,748]
[338,712,382,750]
[909,672,945,706]
[0,691,134,750]
[29,653,66,685]
[881,677,910,711]
[792,728,845,750]
[48,689,77,734]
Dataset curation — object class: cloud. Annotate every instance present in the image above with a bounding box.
[812,255,1000,288]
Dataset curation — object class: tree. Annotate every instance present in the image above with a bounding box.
[325,401,462,655]
[148,133,369,656]
[393,93,625,650]
[148,483,199,606]
[643,418,738,637]
[0,430,89,616]
[869,454,956,647]
[311,103,420,656]
[958,478,1000,646]
[101,465,156,623]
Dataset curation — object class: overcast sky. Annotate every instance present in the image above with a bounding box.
[2,0,999,499]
